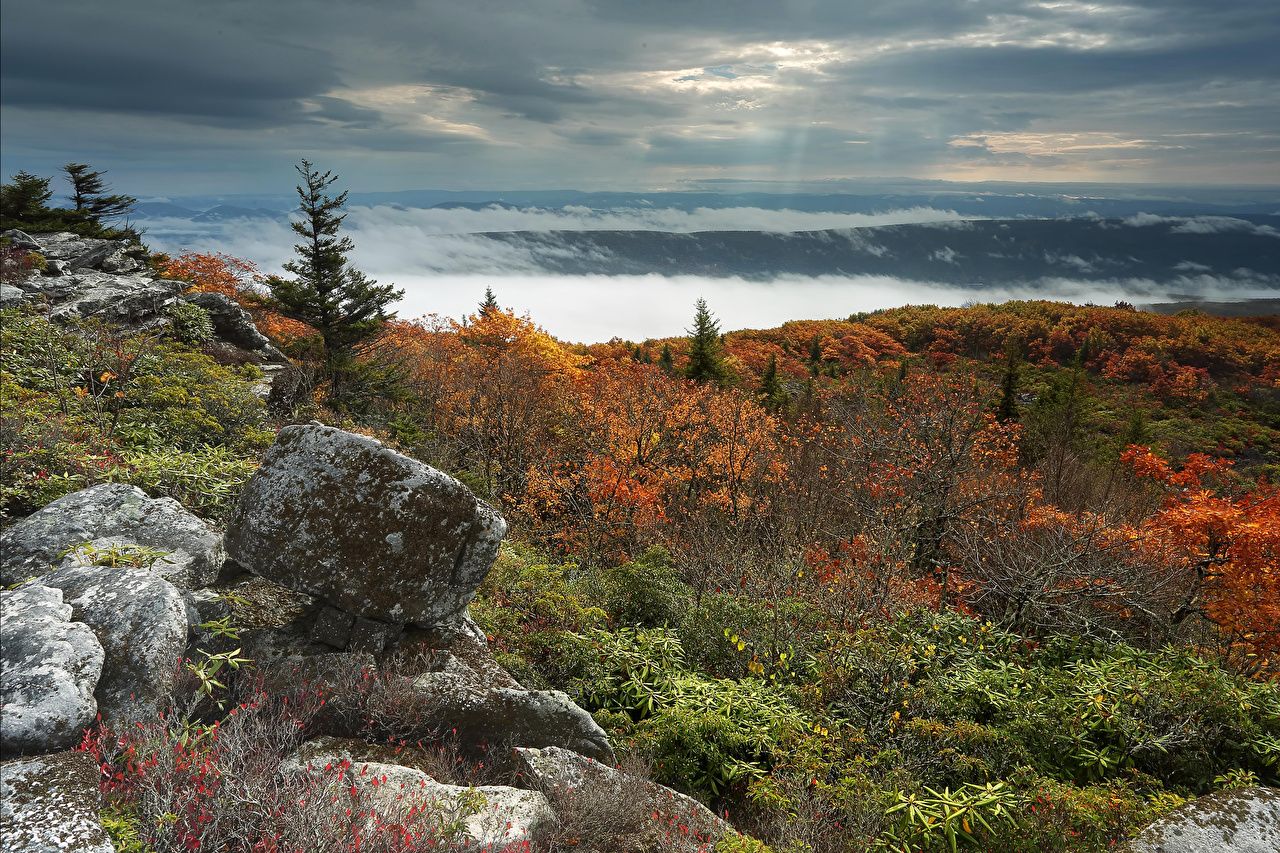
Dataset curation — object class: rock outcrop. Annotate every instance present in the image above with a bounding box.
[0,420,700,844]
[516,746,732,852]
[0,585,104,757]
[1,229,288,369]
[0,751,114,853]
[411,672,616,765]
[0,483,224,590]
[225,424,506,627]
[41,563,191,724]
[1124,787,1280,852]
[183,291,287,361]
[289,737,553,847]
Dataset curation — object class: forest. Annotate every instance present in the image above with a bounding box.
[4,221,1278,849]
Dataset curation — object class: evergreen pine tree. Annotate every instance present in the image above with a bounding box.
[267,159,403,399]
[62,163,136,221]
[758,354,786,410]
[479,286,499,317]
[996,344,1021,422]
[684,298,726,384]
[0,171,53,225]
[1122,409,1148,448]
[807,334,824,376]
[658,343,675,373]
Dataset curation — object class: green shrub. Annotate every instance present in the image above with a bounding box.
[1,309,270,520]
[107,446,259,523]
[167,301,214,346]
[569,626,811,802]
[588,545,692,628]
[469,542,607,688]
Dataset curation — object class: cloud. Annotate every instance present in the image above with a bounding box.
[141,202,979,264]
[1121,213,1280,237]
[137,203,1277,342]
[388,272,1278,343]
[3,0,1278,189]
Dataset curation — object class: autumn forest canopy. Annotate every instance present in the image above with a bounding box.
[2,157,1278,853]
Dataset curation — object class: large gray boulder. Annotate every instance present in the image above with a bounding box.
[1,228,44,252]
[38,271,183,326]
[515,746,733,853]
[0,585,104,757]
[41,564,190,724]
[182,291,288,363]
[35,231,140,271]
[288,737,553,847]
[412,670,615,765]
[0,751,114,853]
[1124,787,1279,852]
[224,425,506,625]
[0,282,30,307]
[0,483,224,590]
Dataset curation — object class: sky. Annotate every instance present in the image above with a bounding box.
[3,0,1279,195]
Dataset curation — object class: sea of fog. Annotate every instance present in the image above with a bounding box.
[141,205,1276,342]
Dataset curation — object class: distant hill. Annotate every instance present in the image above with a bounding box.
[190,205,286,222]
[1142,297,1280,318]
[469,216,1280,285]
[429,201,523,211]
[132,201,201,218]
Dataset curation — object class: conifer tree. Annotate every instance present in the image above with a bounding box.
[684,298,726,384]
[758,353,786,410]
[267,159,403,398]
[807,334,824,376]
[0,171,53,225]
[479,286,499,317]
[658,343,675,373]
[63,163,136,221]
[996,344,1021,422]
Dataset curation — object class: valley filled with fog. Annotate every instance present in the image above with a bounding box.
[137,199,1280,341]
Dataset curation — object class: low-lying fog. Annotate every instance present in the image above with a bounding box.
[142,205,1276,343]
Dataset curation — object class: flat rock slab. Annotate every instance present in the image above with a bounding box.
[515,746,732,853]
[224,424,506,625]
[287,737,552,847]
[0,483,224,590]
[1124,787,1280,852]
[0,751,114,853]
[0,585,104,758]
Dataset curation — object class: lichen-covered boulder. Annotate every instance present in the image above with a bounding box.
[0,751,114,853]
[224,424,507,625]
[182,291,288,363]
[40,564,190,724]
[287,737,553,847]
[0,585,104,757]
[40,271,183,325]
[0,483,224,590]
[515,746,733,853]
[412,671,615,765]
[1124,787,1280,852]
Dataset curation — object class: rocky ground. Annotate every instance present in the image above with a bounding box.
[1,228,289,393]
[0,413,726,850]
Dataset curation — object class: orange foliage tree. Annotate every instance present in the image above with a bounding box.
[158,252,315,349]
[1124,447,1280,670]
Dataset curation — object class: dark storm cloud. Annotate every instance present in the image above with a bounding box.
[0,3,335,127]
[1,0,1277,191]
